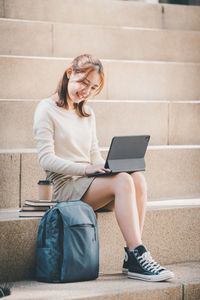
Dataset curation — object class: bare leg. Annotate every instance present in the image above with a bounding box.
[81,172,142,250]
[82,172,174,282]
[114,173,142,250]
[130,172,147,236]
[91,172,147,236]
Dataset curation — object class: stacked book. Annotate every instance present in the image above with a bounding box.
[19,200,57,217]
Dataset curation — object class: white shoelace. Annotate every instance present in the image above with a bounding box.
[137,251,165,273]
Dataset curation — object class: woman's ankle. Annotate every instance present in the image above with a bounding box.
[127,241,143,251]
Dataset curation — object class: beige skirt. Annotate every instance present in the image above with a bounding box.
[45,171,96,202]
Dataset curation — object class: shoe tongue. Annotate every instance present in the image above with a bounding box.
[133,244,147,256]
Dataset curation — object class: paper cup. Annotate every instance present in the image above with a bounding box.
[38,180,53,200]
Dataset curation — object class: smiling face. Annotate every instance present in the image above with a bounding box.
[66,69,101,109]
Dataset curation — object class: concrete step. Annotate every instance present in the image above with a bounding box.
[3,262,200,300]
[5,261,200,300]
[1,0,200,31]
[0,55,200,100]
[1,99,200,149]
[0,146,200,209]
[0,200,200,282]
[1,18,200,62]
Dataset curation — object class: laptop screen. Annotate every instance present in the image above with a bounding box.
[107,135,150,160]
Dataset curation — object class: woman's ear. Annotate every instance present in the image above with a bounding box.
[66,68,72,79]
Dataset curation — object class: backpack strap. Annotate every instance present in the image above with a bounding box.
[37,207,57,248]
[45,207,62,251]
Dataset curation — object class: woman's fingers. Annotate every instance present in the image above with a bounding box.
[103,168,111,172]
[99,168,111,173]
[85,164,111,175]
[93,168,108,174]
[97,168,106,173]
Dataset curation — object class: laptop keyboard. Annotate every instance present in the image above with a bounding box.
[87,171,113,177]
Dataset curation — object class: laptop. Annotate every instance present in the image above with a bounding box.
[87,135,150,177]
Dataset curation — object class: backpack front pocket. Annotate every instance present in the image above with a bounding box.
[70,224,96,241]
[61,223,99,282]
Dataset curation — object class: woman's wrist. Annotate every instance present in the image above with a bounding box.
[84,164,90,175]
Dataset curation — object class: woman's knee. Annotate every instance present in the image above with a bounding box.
[112,172,135,194]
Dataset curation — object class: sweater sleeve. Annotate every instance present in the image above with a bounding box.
[33,103,89,176]
[90,109,105,165]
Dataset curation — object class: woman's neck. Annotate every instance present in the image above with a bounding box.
[52,93,75,110]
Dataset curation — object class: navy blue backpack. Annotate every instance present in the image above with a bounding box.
[35,200,99,283]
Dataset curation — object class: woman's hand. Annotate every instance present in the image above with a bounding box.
[85,164,111,175]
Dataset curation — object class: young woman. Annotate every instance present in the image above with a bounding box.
[33,54,174,282]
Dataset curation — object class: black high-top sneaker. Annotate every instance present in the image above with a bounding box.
[128,244,174,282]
[122,247,129,274]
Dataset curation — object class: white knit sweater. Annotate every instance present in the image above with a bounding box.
[33,98,105,176]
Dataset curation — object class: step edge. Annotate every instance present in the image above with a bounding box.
[1,54,200,65]
[1,99,200,104]
[1,199,200,221]
[1,17,200,34]
[147,198,200,210]
[1,145,200,154]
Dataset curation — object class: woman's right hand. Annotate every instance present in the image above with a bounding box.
[85,164,111,175]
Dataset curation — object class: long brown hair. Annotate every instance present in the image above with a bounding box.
[52,54,104,118]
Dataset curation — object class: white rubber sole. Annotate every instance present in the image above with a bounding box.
[122,268,128,274]
[128,270,174,282]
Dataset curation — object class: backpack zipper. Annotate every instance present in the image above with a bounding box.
[70,224,96,241]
